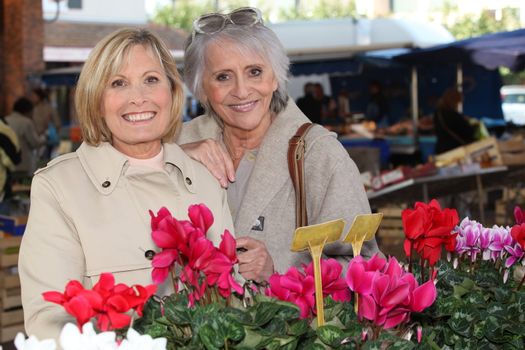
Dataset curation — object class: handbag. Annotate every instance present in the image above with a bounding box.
[287,122,314,228]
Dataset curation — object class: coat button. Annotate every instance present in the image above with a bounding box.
[102,181,111,188]
[145,250,156,260]
[185,177,192,185]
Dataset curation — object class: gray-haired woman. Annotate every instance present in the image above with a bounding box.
[179,7,381,281]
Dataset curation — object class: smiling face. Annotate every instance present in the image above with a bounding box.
[201,40,278,136]
[102,44,173,158]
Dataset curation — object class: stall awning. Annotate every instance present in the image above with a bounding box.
[394,28,525,72]
[290,59,362,76]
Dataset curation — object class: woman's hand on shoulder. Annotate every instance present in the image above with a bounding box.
[236,236,274,282]
[179,139,235,188]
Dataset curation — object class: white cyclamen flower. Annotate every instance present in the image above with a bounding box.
[118,328,167,350]
[59,323,118,350]
[14,333,56,350]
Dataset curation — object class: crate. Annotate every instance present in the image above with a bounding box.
[435,137,503,168]
[375,206,406,260]
[498,136,525,166]
[495,199,510,226]
[495,187,525,226]
[0,216,27,237]
[0,237,23,342]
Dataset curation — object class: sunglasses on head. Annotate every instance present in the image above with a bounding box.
[192,7,263,38]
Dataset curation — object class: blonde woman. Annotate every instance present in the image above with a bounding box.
[19,28,233,340]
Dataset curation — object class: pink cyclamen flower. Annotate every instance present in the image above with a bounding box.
[455,218,481,262]
[514,206,525,224]
[489,225,512,261]
[151,249,178,285]
[346,255,437,330]
[149,204,243,305]
[188,204,214,233]
[266,267,315,318]
[219,230,238,264]
[504,242,524,268]
[479,227,493,261]
[150,207,196,257]
[346,256,379,295]
[304,258,351,302]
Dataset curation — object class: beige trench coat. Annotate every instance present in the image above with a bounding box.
[19,141,233,340]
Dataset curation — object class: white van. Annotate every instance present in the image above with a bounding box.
[501,85,525,125]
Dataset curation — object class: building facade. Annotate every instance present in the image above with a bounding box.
[0,0,44,116]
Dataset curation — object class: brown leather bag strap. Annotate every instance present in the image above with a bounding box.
[287,122,314,228]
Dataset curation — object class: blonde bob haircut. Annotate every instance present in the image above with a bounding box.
[75,28,184,145]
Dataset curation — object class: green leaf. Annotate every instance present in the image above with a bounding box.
[224,306,253,325]
[280,338,299,350]
[139,322,170,339]
[507,320,525,335]
[447,308,479,337]
[362,340,384,350]
[465,291,486,306]
[198,324,222,350]
[301,344,326,350]
[235,328,267,349]
[266,338,283,350]
[435,296,462,316]
[384,339,415,350]
[163,295,193,325]
[221,316,245,342]
[485,303,507,319]
[275,303,301,321]
[253,302,282,326]
[260,318,287,336]
[472,319,486,340]
[483,316,516,344]
[317,325,344,347]
[337,302,357,326]
[288,319,310,336]
[494,287,513,303]
[453,278,476,298]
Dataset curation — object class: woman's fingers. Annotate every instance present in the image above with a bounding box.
[180,139,235,187]
[236,237,274,281]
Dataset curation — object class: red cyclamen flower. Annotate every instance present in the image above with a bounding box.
[402,199,459,267]
[511,223,525,250]
[43,280,101,327]
[43,273,156,331]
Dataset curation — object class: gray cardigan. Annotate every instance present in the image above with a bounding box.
[178,100,380,273]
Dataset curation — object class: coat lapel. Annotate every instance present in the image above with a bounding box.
[234,101,310,235]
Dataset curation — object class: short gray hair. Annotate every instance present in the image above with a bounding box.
[184,22,290,119]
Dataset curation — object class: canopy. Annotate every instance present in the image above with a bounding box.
[394,28,525,72]
[41,66,82,86]
[268,17,453,63]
